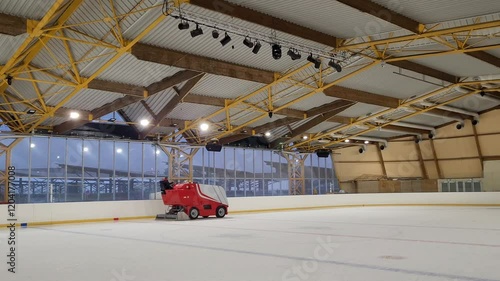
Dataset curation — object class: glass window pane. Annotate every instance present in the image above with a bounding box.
[129,178,144,200]
[244,149,254,178]
[130,143,143,177]
[473,181,481,192]
[66,178,82,202]
[49,137,66,178]
[83,178,99,201]
[67,139,83,178]
[11,138,29,173]
[83,139,99,177]
[29,177,47,203]
[457,182,464,192]
[193,149,203,179]
[144,144,156,178]
[156,149,168,178]
[115,142,129,177]
[441,182,449,192]
[449,181,457,192]
[465,181,473,192]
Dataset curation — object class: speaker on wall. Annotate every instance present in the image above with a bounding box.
[316,149,330,158]
[205,143,222,152]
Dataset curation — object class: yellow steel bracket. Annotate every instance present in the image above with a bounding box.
[417,23,426,34]
[273,72,281,81]
[46,106,55,117]
[26,19,41,36]
[123,40,133,52]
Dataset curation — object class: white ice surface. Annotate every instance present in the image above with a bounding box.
[2,206,500,281]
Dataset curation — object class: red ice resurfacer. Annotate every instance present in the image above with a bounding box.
[156,181,229,221]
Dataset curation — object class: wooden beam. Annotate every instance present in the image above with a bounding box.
[182,94,306,118]
[53,70,200,133]
[117,109,140,135]
[189,0,338,47]
[145,70,201,95]
[384,124,430,135]
[388,60,458,84]
[323,86,400,108]
[140,100,156,118]
[336,0,422,34]
[141,73,205,139]
[415,138,429,179]
[132,43,274,84]
[328,115,431,135]
[466,51,500,68]
[219,133,251,145]
[376,147,387,177]
[271,101,356,147]
[306,99,354,116]
[182,94,226,107]
[252,117,300,134]
[328,115,353,125]
[425,108,470,121]
[0,13,26,36]
[430,139,443,178]
[472,125,484,172]
[158,118,188,129]
[88,79,145,97]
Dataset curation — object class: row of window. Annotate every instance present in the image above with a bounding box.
[0,136,337,203]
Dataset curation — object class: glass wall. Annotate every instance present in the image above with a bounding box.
[7,136,336,203]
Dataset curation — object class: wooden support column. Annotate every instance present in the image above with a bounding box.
[472,125,484,173]
[376,147,387,178]
[430,139,443,178]
[415,139,429,179]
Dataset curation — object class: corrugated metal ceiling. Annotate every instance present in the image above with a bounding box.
[87,53,184,87]
[139,4,332,73]
[410,53,500,78]
[191,74,264,99]
[228,0,403,38]
[0,0,60,20]
[338,63,443,100]
[371,0,500,24]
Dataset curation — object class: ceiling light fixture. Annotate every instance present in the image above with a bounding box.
[27,109,36,115]
[200,123,209,131]
[140,119,150,127]
[272,44,282,60]
[252,41,262,54]
[328,59,342,72]
[220,32,232,46]
[178,20,190,30]
[243,37,254,48]
[190,24,203,37]
[287,48,301,60]
[6,75,13,85]
[264,131,271,137]
[307,54,321,69]
[212,30,219,39]
[69,112,80,119]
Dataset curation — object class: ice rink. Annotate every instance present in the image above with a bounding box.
[3,206,500,281]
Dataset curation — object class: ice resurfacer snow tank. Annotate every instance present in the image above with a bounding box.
[156,182,229,221]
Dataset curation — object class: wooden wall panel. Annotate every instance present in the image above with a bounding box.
[385,161,423,178]
[439,159,482,178]
[381,141,420,161]
[479,135,500,156]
